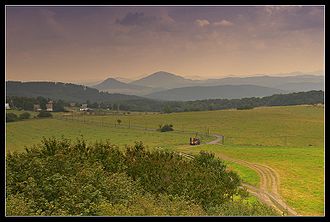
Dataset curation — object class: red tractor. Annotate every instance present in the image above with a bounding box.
[190,137,200,145]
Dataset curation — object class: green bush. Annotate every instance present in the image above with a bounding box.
[237,106,254,110]
[6,137,277,216]
[6,113,18,122]
[158,124,174,132]
[37,111,53,118]
[19,112,31,120]
[207,199,276,216]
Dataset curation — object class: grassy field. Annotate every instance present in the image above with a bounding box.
[55,105,324,147]
[5,105,324,215]
[6,118,214,153]
[176,144,324,216]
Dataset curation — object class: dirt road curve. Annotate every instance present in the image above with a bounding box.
[186,134,299,216]
[206,134,223,144]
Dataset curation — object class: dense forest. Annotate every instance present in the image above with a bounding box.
[7,90,324,113]
[6,137,276,216]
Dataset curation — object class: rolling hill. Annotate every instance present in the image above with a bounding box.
[5,81,148,103]
[202,74,324,90]
[145,85,287,101]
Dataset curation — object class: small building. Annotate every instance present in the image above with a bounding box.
[46,101,53,112]
[5,103,10,110]
[34,104,42,111]
[70,102,76,107]
[80,104,89,111]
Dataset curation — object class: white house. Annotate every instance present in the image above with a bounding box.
[46,101,54,112]
[80,104,88,111]
[5,103,10,110]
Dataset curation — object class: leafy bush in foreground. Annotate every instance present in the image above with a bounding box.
[6,137,277,216]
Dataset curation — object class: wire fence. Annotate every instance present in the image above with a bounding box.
[54,113,322,147]
[54,114,219,144]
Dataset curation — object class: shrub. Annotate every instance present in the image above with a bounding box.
[207,199,277,216]
[6,137,277,216]
[237,106,254,110]
[19,112,31,120]
[37,111,52,118]
[6,113,18,122]
[158,124,174,132]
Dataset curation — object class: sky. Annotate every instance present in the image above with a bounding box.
[6,5,324,83]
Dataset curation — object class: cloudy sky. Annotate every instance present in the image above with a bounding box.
[6,6,324,82]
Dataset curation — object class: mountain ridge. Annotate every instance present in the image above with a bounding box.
[145,84,288,101]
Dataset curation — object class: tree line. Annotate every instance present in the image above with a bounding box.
[7,90,324,113]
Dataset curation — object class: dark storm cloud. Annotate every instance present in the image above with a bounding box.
[116,12,158,26]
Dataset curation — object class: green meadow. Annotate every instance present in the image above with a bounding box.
[6,105,324,215]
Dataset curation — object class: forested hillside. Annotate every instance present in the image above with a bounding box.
[6,81,145,103]
[7,90,324,113]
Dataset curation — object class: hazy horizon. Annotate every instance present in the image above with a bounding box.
[6,6,324,83]
[5,69,325,85]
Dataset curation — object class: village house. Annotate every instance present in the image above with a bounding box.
[80,103,93,112]
[46,101,53,112]
[5,103,10,110]
[33,104,42,111]
[80,104,89,111]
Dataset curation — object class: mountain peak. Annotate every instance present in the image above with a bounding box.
[131,71,190,88]
[103,77,121,83]
[146,71,185,79]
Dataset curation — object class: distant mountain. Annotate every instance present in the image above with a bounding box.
[201,75,324,90]
[145,85,287,101]
[92,78,159,95]
[57,71,323,102]
[6,81,147,103]
[130,71,324,93]
[93,78,145,90]
[131,71,195,89]
[114,77,133,83]
[274,82,324,92]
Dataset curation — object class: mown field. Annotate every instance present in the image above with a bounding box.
[5,105,324,215]
[6,118,213,153]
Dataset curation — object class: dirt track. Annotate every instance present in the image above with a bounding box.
[185,134,299,216]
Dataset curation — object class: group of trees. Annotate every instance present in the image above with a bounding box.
[6,96,67,112]
[7,90,324,114]
[6,137,276,216]
[159,90,324,113]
